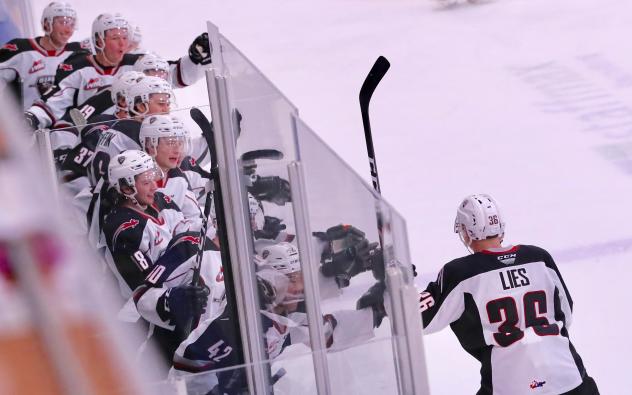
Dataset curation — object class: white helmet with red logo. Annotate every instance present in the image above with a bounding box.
[41,2,77,34]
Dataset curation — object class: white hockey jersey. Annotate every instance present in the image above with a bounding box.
[28,51,206,129]
[419,245,595,395]
[0,37,89,109]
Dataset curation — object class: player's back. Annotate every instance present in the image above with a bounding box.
[423,245,589,395]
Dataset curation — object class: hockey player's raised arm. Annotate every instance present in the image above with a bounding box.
[418,266,466,334]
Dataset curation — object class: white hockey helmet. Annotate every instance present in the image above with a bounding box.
[134,53,169,79]
[41,2,77,34]
[139,114,190,155]
[258,242,301,275]
[91,13,128,51]
[110,71,144,111]
[454,194,505,244]
[127,22,143,49]
[248,192,265,231]
[108,150,163,200]
[126,76,174,115]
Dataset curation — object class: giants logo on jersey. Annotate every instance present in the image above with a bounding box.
[29,59,45,74]
[58,63,73,71]
[2,43,17,51]
[84,77,103,90]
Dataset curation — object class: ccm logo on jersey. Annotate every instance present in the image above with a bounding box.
[497,253,517,265]
[29,60,45,74]
[84,77,103,90]
[2,43,18,51]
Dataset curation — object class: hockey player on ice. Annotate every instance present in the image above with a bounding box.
[417,194,599,395]
[24,12,213,131]
[0,2,90,109]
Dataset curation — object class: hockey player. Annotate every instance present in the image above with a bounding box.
[139,114,204,225]
[0,2,89,109]
[102,150,214,364]
[24,12,213,131]
[55,71,146,195]
[418,194,599,395]
[89,75,174,186]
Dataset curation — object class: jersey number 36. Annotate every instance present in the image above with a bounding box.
[486,290,560,347]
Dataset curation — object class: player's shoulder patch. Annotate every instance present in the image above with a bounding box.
[103,206,148,249]
[154,191,181,211]
[0,38,31,61]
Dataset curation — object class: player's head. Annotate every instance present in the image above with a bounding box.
[110,71,144,117]
[126,22,142,53]
[134,53,169,80]
[92,13,128,64]
[41,2,76,48]
[108,150,163,206]
[126,76,174,117]
[139,114,190,170]
[256,242,304,309]
[454,193,505,251]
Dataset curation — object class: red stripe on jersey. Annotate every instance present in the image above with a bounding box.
[481,245,520,255]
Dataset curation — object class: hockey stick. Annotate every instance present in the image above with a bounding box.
[359,56,390,194]
[186,108,245,366]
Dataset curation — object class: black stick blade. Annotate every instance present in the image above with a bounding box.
[359,56,391,108]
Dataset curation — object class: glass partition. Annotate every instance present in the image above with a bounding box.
[194,21,428,395]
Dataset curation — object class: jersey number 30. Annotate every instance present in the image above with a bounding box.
[486,290,560,347]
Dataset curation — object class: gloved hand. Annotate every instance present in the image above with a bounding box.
[315,224,379,288]
[165,283,210,330]
[189,32,212,65]
[25,111,40,131]
[254,215,286,240]
[356,280,387,328]
[249,175,291,205]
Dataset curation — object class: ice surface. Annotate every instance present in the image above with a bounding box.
[29,0,632,393]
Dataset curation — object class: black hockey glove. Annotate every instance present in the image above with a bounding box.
[254,215,286,240]
[356,280,387,328]
[188,32,212,65]
[164,284,210,331]
[249,175,291,206]
[24,111,40,131]
[316,224,377,288]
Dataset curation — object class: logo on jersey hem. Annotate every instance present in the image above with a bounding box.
[529,380,546,389]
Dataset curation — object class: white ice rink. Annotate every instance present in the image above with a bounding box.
[30,0,632,393]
